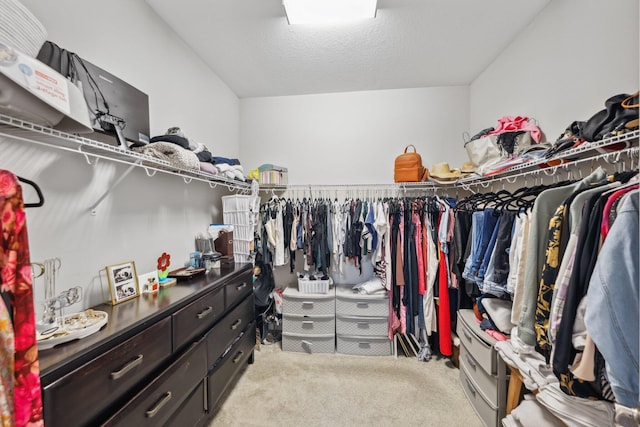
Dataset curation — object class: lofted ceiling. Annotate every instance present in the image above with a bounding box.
[146,0,551,99]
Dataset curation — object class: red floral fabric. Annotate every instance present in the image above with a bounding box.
[0,170,44,427]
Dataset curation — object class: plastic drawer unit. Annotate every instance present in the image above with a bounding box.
[282,286,335,354]
[335,286,391,356]
[457,309,508,426]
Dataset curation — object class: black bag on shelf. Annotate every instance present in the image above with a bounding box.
[581,92,639,141]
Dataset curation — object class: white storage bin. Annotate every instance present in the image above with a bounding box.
[459,363,499,427]
[335,289,389,317]
[336,335,392,356]
[283,314,335,335]
[297,277,332,294]
[222,195,259,213]
[282,332,335,354]
[282,289,335,316]
[336,315,388,337]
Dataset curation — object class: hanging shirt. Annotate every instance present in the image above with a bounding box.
[585,191,639,408]
[423,212,438,336]
[517,167,606,347]
[274,203,285,266]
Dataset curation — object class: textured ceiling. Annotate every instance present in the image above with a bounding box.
[146,0,551,98]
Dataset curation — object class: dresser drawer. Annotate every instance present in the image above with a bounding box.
[173,287,225,351]
[459,361,499,427]
[457,311,495,375]
[283,313,335,335]
[283,289,335,316]
[336,335,392,356]
[43,317,172,427]
[224,271,252,309]
[208,322,256,410]
[163,380,206,427]
[282,332,335,354]
[336,315,388,337]
[460,342,504,407]
[103,340,207,427]
[205,295,254,366]
[335,288,388,317]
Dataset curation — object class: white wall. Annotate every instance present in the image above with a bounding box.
[470,0,639,141]
[240,86,470,185]
[1,0,240,316]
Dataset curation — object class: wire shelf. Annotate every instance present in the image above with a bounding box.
[0,114,251,192]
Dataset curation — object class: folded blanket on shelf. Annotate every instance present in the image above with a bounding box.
[216,163,245,181]
[131,140,200,171]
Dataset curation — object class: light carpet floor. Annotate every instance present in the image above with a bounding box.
[211,343,483,427]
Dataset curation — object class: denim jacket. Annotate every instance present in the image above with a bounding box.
[585,191,639,408]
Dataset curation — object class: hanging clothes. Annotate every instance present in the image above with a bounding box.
[0,170,44,427]
[585,191,639,408]
[436,202,452,356]
[516,167,607,347]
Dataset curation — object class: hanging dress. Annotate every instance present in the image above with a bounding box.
[0,170,44,426]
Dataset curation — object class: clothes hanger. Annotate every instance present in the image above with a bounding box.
[18,176,45,208]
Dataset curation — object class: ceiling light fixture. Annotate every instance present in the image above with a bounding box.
[283,0,377,25]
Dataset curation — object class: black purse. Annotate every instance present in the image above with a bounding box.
[581,92,639,141]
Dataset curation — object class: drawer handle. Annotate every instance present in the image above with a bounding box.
[110,354,144,380]
[232,351,244,364]
[465,354,477,370]
[462,328,472,342]
[357,322,369,328]
[197,306,213,319]
[236,282,248,290]
[302,321,314,327]
[145,391,172,418]
[231,318,243,330]
[465,378,477,397]
[358,342,371,348]
[356,302,369,308]
[302,301,314,307]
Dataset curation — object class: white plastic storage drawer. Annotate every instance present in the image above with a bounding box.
[336,315,388,337]
[283,314,335,335]
[459,361,499,427]
[282,332,335,354]
[336,335,392,356]
[457,309,496,375]
[283,288,335,316]
[335,287,388,317]
[459,343,503,407]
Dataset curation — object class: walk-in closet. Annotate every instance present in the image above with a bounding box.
[0,0,638,426]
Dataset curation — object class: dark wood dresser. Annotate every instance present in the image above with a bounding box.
[38,264,255,427]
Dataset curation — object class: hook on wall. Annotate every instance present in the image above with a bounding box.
[144,167,157,177]
[77,146,97,165]
[183,177,193,184]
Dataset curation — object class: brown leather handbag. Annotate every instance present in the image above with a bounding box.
[394,145,429,182]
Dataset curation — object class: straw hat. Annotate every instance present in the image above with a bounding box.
[460,161,475,174]
[430,162,462,183]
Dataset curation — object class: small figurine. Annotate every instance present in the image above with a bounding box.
[157,252,176,287]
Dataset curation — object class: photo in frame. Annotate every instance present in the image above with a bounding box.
[106,261,139,305]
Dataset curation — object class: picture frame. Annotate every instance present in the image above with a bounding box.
[106,261,140,305]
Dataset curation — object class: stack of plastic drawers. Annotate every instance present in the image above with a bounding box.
[282,286,336,354]
[335,286,391,356]
[221,195,259,263]
[457,308,508,426]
